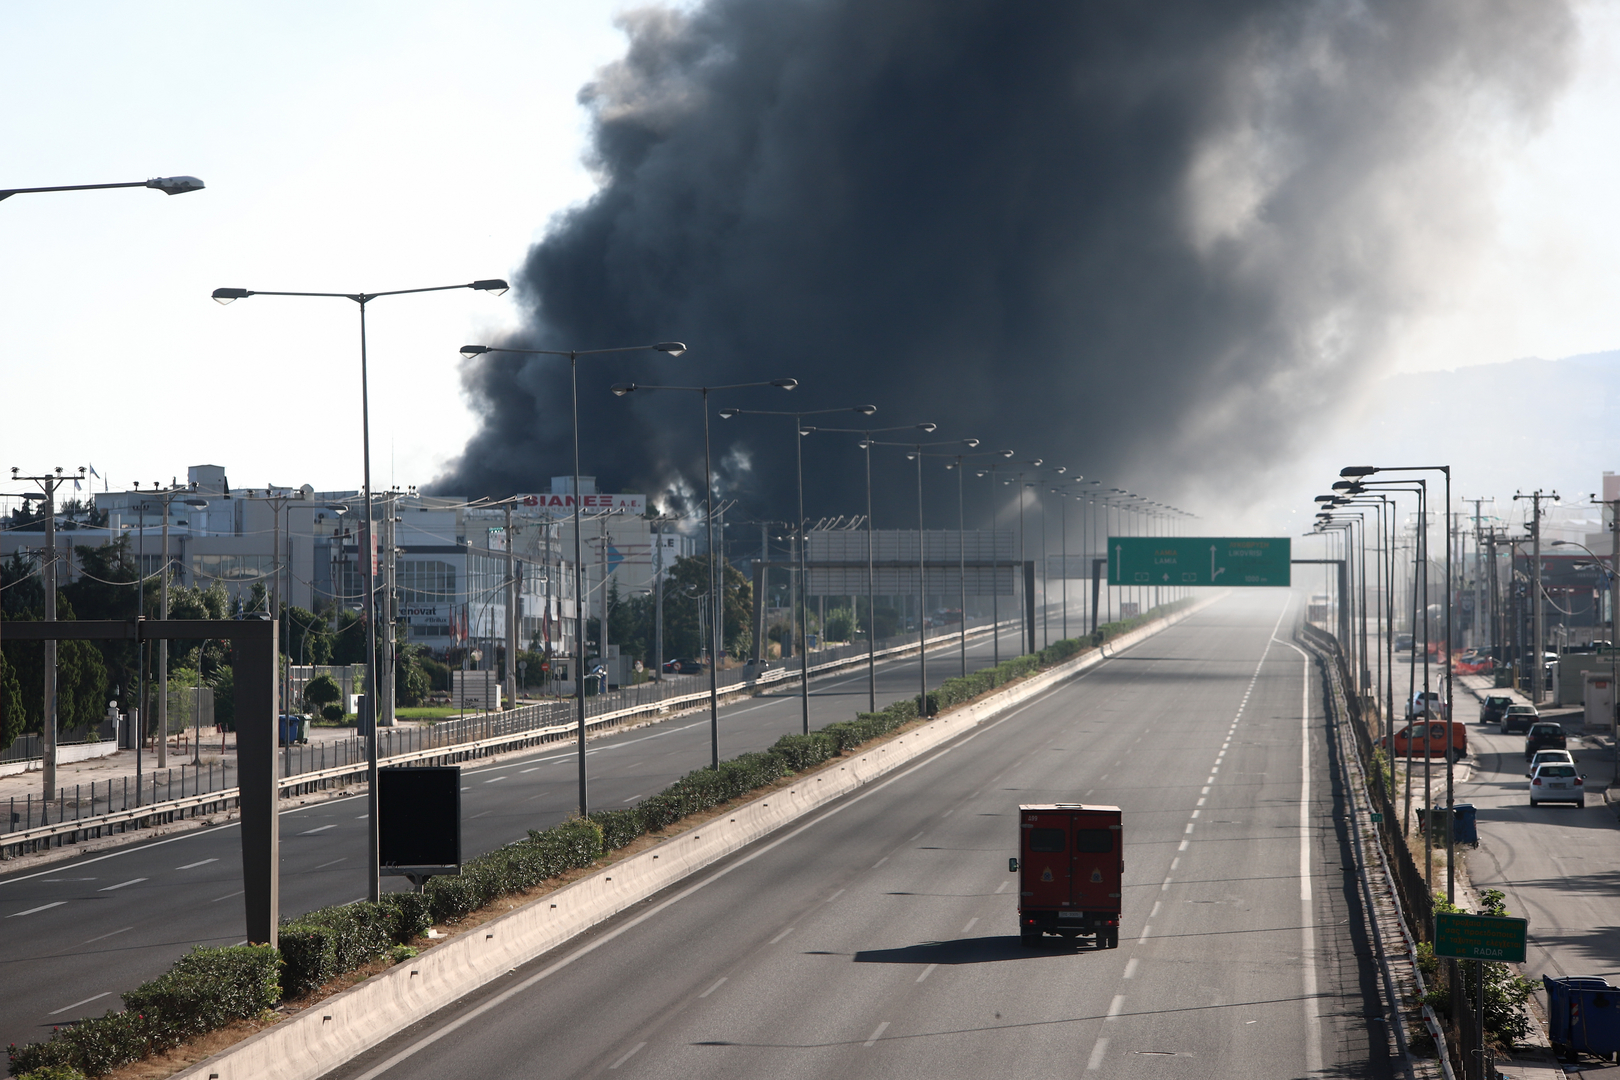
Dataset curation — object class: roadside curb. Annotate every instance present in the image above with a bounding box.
[169,594,1226,1080]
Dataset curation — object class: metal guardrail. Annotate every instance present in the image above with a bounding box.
[3,618,1018,858]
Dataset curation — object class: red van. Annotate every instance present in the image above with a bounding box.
[1010,804,1122,948]
[1380,720,1468,759]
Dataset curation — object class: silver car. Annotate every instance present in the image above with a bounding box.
[1529,763,1587,807]
[1526,749,1575,778]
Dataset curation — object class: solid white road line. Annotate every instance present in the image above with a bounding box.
[48,991,111,1015]
[1281,633,1323,1079]
[8,902,65,917]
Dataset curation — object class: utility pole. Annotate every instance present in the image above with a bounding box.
[379,490,397,727]
[1463,498,1493,650]
[504,502,517,710]
[1514,490,1558,703]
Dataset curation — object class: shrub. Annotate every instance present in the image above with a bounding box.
[770,733,838,771]
[589,808,644,850]
[15,1066,87,1080]
[321,703,345,723]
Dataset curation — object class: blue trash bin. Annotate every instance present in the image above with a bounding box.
[1544,976,1620,1062]
[1453,803,1478,846]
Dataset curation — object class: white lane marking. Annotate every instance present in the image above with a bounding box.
[1196,797,1206,807]
[961,916,978,933]
[1087,1036,1110,1070]
[314,858,348,870]
[1107,994,1126,1019]
[520,767,541,774]
[699,977,727,998]
[298,825,338,835]
[98,878,147,892]
[484,776,507,784]
[608,1041,646,1070]
[1184,823,1194,834]
[1123,958,1139,979]
[1279,630,1323,1078]
[872,857,889,869]
[826,888,845,902]
[995,881,1009,894]
[355,814,369,820]
[79,925,133,945]
[1161,877,1173,890]
[916,963,938,984]
[1201,785,1211,795]
[8,902,65,918]
[1138,925,1152,944]
[864,1021,889,1047]
[177,859,218,869]
[1178,839,1190,852]
[909,831,924,842]
[48,991,111,1016]
[1190,810,1200,820]
[1149,901,1161,918]
[769,927,795,945]
[940,809,953,818]
[211,890,245,903]
[1169,858,1179,871]
[470,811,492,819]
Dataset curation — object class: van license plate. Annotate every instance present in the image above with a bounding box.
[1059,912,1083,919]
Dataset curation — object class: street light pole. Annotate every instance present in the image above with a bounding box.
[215,278,509,901]
[718,405,877,735]
[461,341,687,812]
[612,378,798,767]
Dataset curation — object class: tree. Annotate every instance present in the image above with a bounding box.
[655,555,753,661]
[395,644,431,708]
[0,650,23,753]
[303,674,342,715]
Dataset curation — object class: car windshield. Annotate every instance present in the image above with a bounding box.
[1539,765,1576,778]
[1507,706,1534,714]
[1534,753,1571,764]
[1530,724,1561,736]
[1487,697,1511,705]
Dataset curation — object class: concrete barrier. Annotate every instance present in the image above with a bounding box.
[173,593,1225,1080]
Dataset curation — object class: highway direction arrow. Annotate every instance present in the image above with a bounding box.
[1108,536,1290,587]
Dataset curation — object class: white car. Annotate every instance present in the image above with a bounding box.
[1526,749,1575,778]
[1529,763,1587,807]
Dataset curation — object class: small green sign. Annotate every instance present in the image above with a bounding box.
[1108,537,1291,587]
[1434,912,1528,963]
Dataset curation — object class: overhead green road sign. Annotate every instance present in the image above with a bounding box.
[1434,912,1528,963]
[1108,536,1290,587]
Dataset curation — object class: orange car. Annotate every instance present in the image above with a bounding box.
[1381,720,1468,758]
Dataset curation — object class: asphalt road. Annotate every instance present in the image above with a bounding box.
[1455,718,1620,994]
[327,590,1395,1080]
[0,621,1024,1050]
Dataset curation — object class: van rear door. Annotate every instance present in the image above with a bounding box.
[1071,813,1121,911]
[1020,811,1071,909]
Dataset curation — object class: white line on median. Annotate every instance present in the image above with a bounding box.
[916,963,937,983]
[98,878,147,891]
[698,977,726,998]
[48,991,111,1015]
[608,1041,645,1070]
[864,1021,889,1047]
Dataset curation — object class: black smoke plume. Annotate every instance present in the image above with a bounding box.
[438,0,1573,529]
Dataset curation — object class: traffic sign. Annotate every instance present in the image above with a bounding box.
[1434,912,1528,963]
[1107,537,1291,587]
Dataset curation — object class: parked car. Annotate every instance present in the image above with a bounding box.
[1405,690,1449,721]
[1529,762,1587,807]
[1499,704,1539,735]
[1381,720,1468,759]
[662,657,704,674]
[1479,694,1513,726]
[1527,749,1576,777]
[1524,722,1568,760]
[1395,633,1414,654]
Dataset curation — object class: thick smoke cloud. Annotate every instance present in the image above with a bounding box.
[439,0,1573,530]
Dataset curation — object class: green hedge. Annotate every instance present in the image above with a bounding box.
[8,602,1195,1077]
[6,945,278,1078]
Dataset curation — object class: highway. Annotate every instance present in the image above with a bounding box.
[327,591,1397,1080]
[0,621,1030,1051]
[1455,720,1620,993]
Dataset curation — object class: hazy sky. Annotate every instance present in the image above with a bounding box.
[3,1,1617,518]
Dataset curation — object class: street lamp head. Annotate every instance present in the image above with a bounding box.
[917,423,938,433]
[459,344,489,357]
[962,438,980,448]
[854,405,877,416]
[146,176,205,196]
[771,378,799,390]
[1340,465,1378,477]
[655,342,687,355]
[1031,459,1043,467]
[212,287,250,305]
[1053,466,1066,475]
[610,383,637,397]
[470,279,510,295]
[1000,449,1014,458]
[325,503,349,513]
[718,408,740,420]
[1314,495,1336,503]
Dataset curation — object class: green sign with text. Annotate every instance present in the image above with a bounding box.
[1108,537,1291,587]
[1434,912,1528,963]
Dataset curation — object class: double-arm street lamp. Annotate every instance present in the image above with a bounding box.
[802,423,938,712]
[458,342,689,817]
[939,448,1015,676]
[214,278,510,901]
[612,378,799,768]
[866,437,982,716]
[718,404,876,735]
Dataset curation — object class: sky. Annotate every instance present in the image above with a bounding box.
[3,2,1618,533]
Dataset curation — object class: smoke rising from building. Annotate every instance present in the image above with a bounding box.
[437,0,1574,530]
